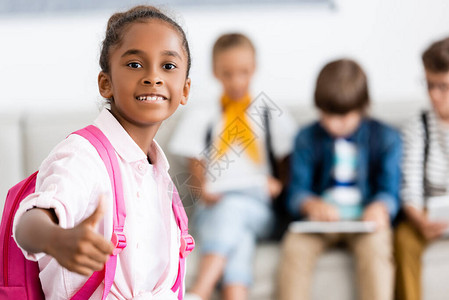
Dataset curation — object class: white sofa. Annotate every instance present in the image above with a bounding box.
[1,100,449,300]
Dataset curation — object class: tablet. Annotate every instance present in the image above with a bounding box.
[288,221,376,233]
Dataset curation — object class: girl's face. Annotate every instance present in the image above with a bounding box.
[213,46,255,101]
[98,20,191,128]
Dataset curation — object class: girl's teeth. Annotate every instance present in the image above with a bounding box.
[137,96,164,101]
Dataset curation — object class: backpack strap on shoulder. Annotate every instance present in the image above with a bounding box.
[263,108,279,178]
[421,111,430,200]
[70,125,126,300]
[170,185,195,299]
[205,123,213,150]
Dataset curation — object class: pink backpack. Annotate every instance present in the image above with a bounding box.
[0,125,195,300]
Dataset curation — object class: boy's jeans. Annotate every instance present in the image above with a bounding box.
[394,220,429,300]
[278,228,394,300]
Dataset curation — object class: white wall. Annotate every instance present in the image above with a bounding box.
[0,0,448,113]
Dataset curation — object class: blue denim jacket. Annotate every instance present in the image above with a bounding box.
[287,118,402,220]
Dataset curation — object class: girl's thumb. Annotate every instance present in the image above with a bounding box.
[83,195,106,228]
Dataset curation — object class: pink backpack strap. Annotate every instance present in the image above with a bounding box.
[70,125,127,300]
[171,186,195,299]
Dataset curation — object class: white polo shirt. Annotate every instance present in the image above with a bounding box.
[13,108,180,299]
[169,99,297,195]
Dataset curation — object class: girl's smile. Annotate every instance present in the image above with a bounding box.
[136,93,167,102]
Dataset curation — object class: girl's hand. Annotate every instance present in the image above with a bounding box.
[267,176,283,199]
[362,201,389,230]
[46,196,114,276]
[302,197,340,222]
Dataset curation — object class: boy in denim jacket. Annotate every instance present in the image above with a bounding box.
[278,59,401,300]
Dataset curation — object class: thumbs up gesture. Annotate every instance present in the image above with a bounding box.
[46,195,115,276]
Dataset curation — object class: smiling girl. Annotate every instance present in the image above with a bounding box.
[13,5,193,300]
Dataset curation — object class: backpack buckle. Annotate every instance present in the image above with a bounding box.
[111,232,127,255]
[179,234,195,258]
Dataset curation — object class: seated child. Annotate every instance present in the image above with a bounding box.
[170,33,297,300]
[394,36,449,300]
[278,59,401,300]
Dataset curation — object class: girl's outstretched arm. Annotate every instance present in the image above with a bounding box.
[14,196,114,276]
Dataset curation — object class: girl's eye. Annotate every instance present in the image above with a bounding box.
[163,63,176,70]
[127,62,142,69]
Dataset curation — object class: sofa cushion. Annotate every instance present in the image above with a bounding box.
[0,113,23,211]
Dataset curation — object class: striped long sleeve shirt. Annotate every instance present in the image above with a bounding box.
[401,110,449,210]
